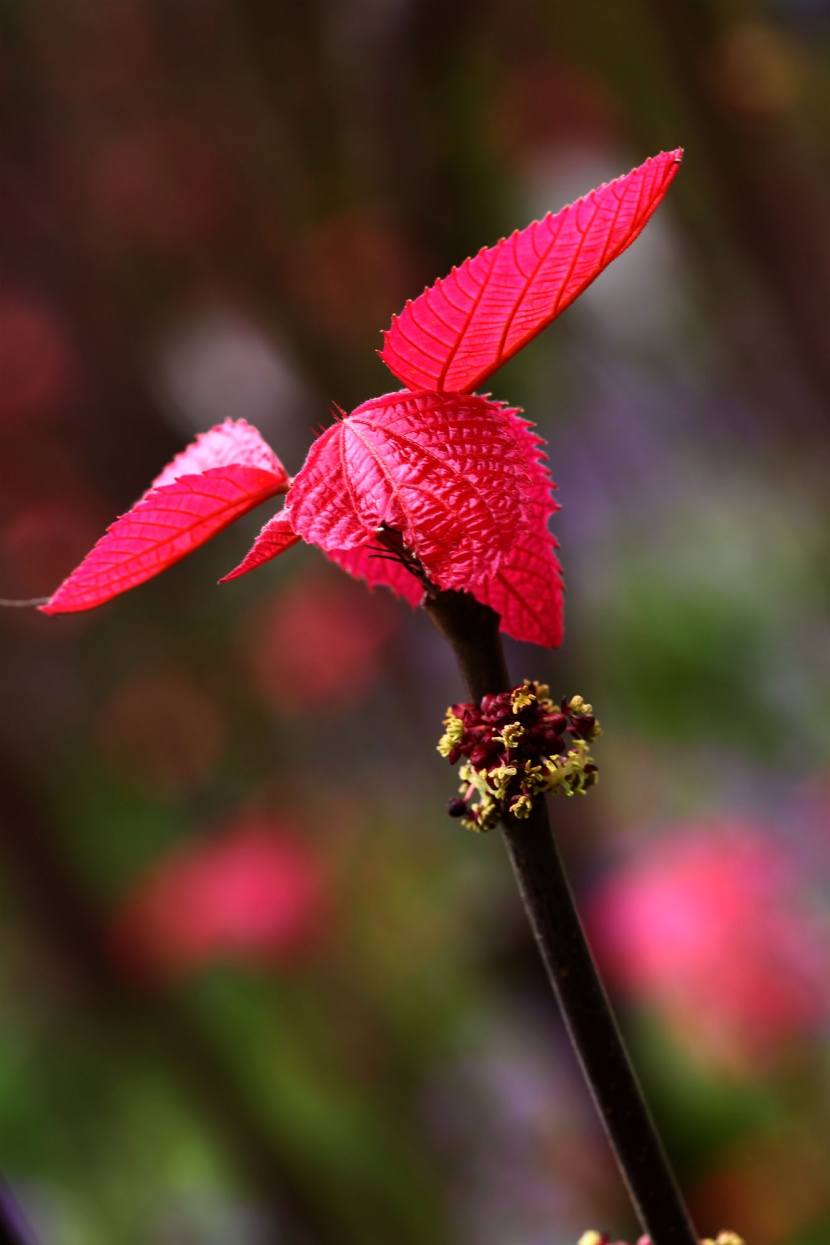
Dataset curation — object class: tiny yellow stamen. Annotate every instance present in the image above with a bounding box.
[511,685,536,712]
[436,711,464,756]
[496,721,525,749]
[488,764,517,799]
[509,793,534,818]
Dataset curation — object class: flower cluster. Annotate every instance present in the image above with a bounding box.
[577,1232,745,1245]
[438,680,601,832]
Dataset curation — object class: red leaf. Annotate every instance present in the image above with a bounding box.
[471,413,564,647]
[220,509,301,581]
[41,420,289,613]
[150,418,289,489]
[288,390,531,590]
[380,149,682,394]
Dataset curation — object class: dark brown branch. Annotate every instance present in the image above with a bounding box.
[425,589,699,1245]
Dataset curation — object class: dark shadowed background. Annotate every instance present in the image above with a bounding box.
[1,1,829,1242]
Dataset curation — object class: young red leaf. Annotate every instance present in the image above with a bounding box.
[470,413,564,647]
[473,527,564,648]
[150,418,289,489]
[288,390,531,590]
[220,509,301,582]
[380,149,682,394]
[41,420,289,614]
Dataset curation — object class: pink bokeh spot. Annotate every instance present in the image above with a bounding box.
[243,567,399,713]
[587,819,829,1072]
[86,120,231,251]
[112,815,330,979]
[0,296,76,428]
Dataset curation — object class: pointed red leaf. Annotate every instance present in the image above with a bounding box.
[470,413,564,647]
[150,418,289,489]
[380,149,682,394]
[220,509,301,582]
[288,390,531,590]
[41,420,289,613]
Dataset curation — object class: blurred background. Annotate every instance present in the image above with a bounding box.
[1,0,829,1242]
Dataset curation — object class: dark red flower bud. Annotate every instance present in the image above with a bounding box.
[452,703,478,727]
[447,797,467,818]
[481,692,513,723]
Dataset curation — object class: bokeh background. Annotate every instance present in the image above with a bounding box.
[1,1,829,1242]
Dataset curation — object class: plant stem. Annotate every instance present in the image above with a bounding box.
[424,590,700,1245]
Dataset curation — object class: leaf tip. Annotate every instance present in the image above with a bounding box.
[37,588,92,616]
